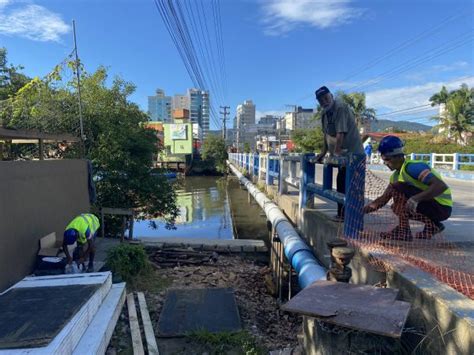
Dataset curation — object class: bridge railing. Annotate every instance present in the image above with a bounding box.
[369,152,474,170]
[228,152,366,238]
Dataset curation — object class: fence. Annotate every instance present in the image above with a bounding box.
[228,152,473,299]
[229,152,366,238]
[369,152,474,170]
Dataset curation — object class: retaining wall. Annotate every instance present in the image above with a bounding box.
[0,160,90,291]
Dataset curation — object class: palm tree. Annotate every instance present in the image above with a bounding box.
[337,91,377,129]
[430,84,473,144]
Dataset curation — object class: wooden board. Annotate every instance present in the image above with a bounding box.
[281,281,410,338]
[127,293,144,355]
[137,292,159,355]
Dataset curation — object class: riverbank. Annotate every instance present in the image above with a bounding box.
[107,246,302,354]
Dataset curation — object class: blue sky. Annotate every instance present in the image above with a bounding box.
[0,0,473,129]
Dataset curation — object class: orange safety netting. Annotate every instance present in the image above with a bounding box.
[339,160,473,299]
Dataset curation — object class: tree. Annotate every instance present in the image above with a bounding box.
[0,60,178,227]
[430,84,473,145]
[243,142,251,153]
[201,135,228,173]
[0,47,31,102]
[337,91,376,128]
[291,127,325,152]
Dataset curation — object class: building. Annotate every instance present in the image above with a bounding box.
[284,106,318,131]
[148,89,172,122]
[236,100,256,150]
[188,88,210,138]
[258,114,279,127]
[172,94,189,110]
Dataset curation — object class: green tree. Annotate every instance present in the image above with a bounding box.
[243,142,251,153]
[430,84,473,144]
[0,61,178,227]
[337,91,376,128]
[0,47,31,101]
[201,135,228,173]
[291,127,325,152]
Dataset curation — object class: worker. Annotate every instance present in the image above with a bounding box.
[62,213,100,272]
[363,136,452,240]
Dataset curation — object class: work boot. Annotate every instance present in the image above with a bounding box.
[415,222,445,240]
[380,225,413,241]
[86,263,94,273]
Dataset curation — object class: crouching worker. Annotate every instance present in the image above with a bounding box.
[62,213,100,272]
[363,136,452,241]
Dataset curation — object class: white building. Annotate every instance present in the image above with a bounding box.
[236,100,256,150]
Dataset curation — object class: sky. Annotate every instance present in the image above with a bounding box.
[0,0,473,129]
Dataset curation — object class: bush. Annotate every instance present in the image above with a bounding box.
[106,243,150,282]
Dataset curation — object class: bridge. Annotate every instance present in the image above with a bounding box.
[228,152,474,354]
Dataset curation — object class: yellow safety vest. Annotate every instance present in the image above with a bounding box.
[65,214,100,245]
[390,160,453,207]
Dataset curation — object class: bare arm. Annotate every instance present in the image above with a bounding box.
[62,241,72,264]
[334,132,345,155]
[364,184,393,213]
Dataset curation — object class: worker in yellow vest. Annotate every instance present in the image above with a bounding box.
[62,213,100,272]
[363,136,452,241]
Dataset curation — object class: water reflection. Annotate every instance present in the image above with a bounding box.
[134,177,234,239]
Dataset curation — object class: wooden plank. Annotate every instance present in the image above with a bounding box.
[101,207,133,216]
[137,292,159,355]
[127,293,144,355]
[73,283,126,355]
[0,127,80,142]
[281,280,410,338]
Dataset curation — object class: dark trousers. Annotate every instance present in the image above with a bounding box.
[391,182,451,225]
[337,167,346,217]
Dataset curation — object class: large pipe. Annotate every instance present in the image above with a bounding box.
[227,161,326,288]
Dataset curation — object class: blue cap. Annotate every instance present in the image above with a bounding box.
[315,86,331,100]
[64,229,79,245]
[378,135,404,156]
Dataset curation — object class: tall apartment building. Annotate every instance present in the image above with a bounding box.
[235,100,256,150]
[284,106,318,131]
[148,89,172,122]
[188,88,210,138]
[172,94,190,110]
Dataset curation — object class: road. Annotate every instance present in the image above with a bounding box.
[308,168,474,243]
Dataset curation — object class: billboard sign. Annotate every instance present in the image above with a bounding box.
[171,124,187,140]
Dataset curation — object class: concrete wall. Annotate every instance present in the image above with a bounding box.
[0,160,90,292]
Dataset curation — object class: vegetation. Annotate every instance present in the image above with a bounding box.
[337,91,377,128]
[106,244,150,282]
[291,127,325,152]
[188,330,265,355]
[0,48,178,227]
[201,135,228,173]
[429,84,473,145]
[243,142,251,153]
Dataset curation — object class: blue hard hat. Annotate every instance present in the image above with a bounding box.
[64,229,79,245]
[378,135,404,156]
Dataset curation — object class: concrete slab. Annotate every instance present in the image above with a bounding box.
[157,288,241,337]
[142,237,267,252]
[0,284,99,349]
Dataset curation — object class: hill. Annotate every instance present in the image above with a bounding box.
[371,119,432,132]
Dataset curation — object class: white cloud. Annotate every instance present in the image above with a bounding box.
[366,76,474,112]
[0,1,69,42]
[260,0,365,36]
[404,61,471,81]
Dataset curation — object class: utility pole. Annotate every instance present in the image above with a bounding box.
[72,20,86,154]
[220,106,230,141]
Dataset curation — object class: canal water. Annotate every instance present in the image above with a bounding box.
[133,176,268,241]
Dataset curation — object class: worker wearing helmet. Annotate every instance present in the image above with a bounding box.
[62,213,100,272]
[363,136,452,240]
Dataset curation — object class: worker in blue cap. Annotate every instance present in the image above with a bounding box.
[363,135,452,240]
[62,213,100,272]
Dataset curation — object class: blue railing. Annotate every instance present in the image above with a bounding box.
[369,152,474,170]
[228,152,366,238]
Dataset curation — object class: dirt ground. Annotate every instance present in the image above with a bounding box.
[107,248,303,354]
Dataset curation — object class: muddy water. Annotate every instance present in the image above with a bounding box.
[133,176,268,241]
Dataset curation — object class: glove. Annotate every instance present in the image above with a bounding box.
[406,197,418,214]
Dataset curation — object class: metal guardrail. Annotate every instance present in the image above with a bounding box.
[228,152,366,238]
[369,152,474,170]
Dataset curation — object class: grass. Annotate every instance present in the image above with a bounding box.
[188,329,266,355]
[128,269,172,292]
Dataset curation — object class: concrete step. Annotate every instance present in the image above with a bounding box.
[73,283,126,355]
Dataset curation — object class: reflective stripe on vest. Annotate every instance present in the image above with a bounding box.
[390,160,453,207]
